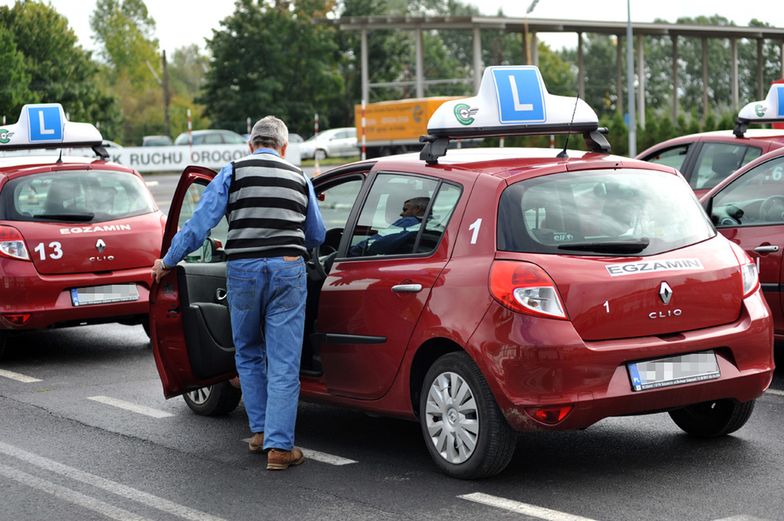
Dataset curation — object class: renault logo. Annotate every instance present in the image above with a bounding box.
[659,282,673,305]
[95,239,106,253]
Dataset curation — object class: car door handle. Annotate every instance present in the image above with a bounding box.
[391,283,422,293]
[754,245,780,254]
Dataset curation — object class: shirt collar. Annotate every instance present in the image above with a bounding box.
[253,147,280,157]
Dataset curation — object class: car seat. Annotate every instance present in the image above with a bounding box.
[705,152,741,189]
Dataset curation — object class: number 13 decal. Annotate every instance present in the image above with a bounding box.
[469,218,482,245]
[34,241,63,260]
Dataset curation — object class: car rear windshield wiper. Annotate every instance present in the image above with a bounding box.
[33,212,95,222]
[557,239,650,254]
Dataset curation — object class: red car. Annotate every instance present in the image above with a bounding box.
[0,104,165,358]
[638,84,784,197]
[701,145,784,340]
[150,67,774,479]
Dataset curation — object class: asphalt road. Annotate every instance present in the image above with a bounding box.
[1,326,783,521]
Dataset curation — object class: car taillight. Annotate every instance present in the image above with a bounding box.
[526,405,574,425]
[0,225,31,261]
[741,259,759,297]
[489,260,567,320]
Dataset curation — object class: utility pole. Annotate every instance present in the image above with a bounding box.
[625,0,637,156]
[162,50,171,137]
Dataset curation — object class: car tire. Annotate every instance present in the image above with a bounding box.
[315,149,327,161]
[669,399,755,438]
[141,317,151,339]
[419,352,516,479]
[183,382,242,416]
[0,332,7,360]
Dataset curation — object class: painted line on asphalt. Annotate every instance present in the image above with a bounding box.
[87,396,173,419]
[765,389,784,397]
[712,516,772,521]
[0,463,153,521]
[0,368,41,383]
[0,441,227,521]
[241,438,357,466]
[458,492,598,521]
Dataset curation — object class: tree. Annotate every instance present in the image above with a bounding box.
[200,0,345,135]
[167,45,210,137]
[0,1,120,137]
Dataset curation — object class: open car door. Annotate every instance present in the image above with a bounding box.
[149,165,236,398]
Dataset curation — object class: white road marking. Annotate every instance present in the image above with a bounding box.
[765,389,784,397]
[0,368,41,383]
[0,463,154,521]
[459,492,598,521]
[241,438,357,466]
[87,396,173,419]
[713,516,771,521]
[144,180,159,187]
[0,464,151,521]
[0,441,227,521]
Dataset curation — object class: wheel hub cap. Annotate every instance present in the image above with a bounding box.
[424,371,479,465]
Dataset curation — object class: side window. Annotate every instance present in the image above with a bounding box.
[203,133,223,145]
[711,156,784,227]
[316,177,364,253]
[180,182,229,263]
[416,182,461,253]
[691,143,761,191]
[347,173,438,258]
[644,145,690,171]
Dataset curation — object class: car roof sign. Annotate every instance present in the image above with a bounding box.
[420,65,610,163]
[0,103,105,155]
[734,84,784,137]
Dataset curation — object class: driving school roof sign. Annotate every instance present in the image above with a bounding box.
[0,103,103,149]
[734,84,784,137]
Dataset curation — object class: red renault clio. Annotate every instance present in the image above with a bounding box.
[150,67,774,479]
[0,104,164,358]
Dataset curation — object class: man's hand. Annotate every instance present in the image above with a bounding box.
[151,259,170,283]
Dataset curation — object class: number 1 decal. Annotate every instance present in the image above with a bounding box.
[469,218,482,245]
[603,300,610,313]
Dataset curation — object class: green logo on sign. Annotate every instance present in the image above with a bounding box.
[454,103,478,125]
[0,128,12,144]
[755,104,767,118]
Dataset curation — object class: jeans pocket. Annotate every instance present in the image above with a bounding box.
[227,276,256,312]
[271,263,306,313]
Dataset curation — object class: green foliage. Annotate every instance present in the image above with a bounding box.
[0,1,120,138]
[200,0,345,136]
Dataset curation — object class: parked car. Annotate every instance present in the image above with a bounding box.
[173,129,246,146]
[701,145,784,340]
[637,84,784,196]
[142,135,173,147]
[0,103,165,359]
[149,67,773,479]
[299,127,357,160]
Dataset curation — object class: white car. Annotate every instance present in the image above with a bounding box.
[300,127,357,160]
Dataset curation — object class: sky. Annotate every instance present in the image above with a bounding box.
[2,0,783,55]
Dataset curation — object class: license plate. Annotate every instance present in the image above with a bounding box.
[627,351,720,391]
[70,284,139,307]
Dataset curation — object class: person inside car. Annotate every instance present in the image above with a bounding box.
[349,196,430,257]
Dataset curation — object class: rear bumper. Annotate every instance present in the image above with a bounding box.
[470,290,774,431]
[0,262,151,330]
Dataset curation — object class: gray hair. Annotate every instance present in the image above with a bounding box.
[249,115,288,149]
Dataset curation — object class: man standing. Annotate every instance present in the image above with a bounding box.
[151,116,325,470]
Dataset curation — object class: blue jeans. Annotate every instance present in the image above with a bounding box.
[226,256,307,451]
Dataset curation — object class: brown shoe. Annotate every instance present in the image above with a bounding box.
[248,433,264,453]
[266,447,305,470]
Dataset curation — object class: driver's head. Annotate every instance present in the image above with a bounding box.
[401,197,429,218]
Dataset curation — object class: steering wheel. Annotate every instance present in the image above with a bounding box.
[759,195,784,222]
[306,245,327,282]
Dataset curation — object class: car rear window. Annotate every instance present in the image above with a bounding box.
[497,169,715,256]
[1,170,156,223]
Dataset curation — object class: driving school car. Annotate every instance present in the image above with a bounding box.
[0,104,165,358]
[150,67,774,479]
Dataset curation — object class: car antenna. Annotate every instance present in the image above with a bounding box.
[56,148,63,164]
[556,94,581,159]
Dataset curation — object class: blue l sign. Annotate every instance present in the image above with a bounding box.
[492,68,545,123]
[777,86,784,117]
[28,106,63,142]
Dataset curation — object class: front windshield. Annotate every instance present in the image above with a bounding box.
[1,170,156,223]
[497,169,715,256]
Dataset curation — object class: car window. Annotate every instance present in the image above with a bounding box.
[710,155,784,227]
[347,173,439,258]
[222,132,246,144]
[415,182,461,253]
[497,169,715,256]
[179,182,229,263]
[2,171,156,223]
[333,131,347,140]
[317,178,364,230]
[202,133,223,145]
[643,144,690,171]
[691,143,762,191]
